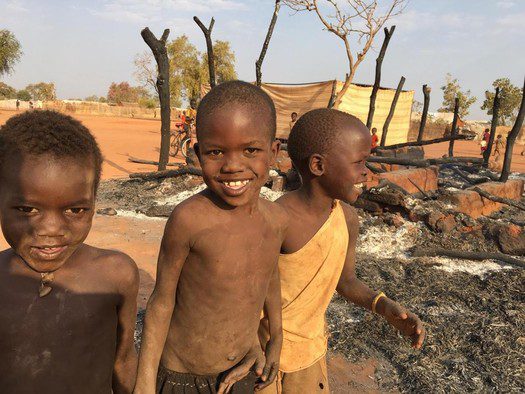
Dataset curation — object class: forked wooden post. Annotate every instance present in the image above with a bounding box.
[256,0,281,86]
[483,87,501,167]
[500,77,525,182]
[380,75,405,147]
[141,27,170,171]
[417,84,431,142]
[366,26,395,129]
[194,16,216,88]
[448,97,460,157]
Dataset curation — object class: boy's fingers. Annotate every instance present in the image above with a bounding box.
[260,364,272,381]
[254,353,265,376]
[256,365,277,390]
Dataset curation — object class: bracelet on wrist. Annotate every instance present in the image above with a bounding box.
[371,292,386,314]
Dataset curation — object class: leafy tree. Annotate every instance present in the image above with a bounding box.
[16,89,31,101]
[200,40,237,85]
[84,95,100,102]
[107,82,150,104]
[165,35,237,107]
[0,82,17,99]
[167,35,202,107]
[25,82,56,101]
[0,30,22,76]
[481,78,523,125]
[438,73,477,118]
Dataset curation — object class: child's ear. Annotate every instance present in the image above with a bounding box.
[194,143,201,159]
[308,153,325,176]
[269,139,281,166]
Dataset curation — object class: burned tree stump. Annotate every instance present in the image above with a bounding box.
[194,16,216,88]
[366,26,395,129]
[417,84,431,142]
[141,28,171,171]
[500,77,525,182]
[256,0,281,86]
[380,76,405,146]
[448,97,460,157]
[483,87,501,167]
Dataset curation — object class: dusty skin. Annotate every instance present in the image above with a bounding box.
[0,154,139,394]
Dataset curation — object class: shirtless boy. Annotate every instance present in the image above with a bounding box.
[0,110,139,393]
[224,108,425,392]
[134,81,287,394]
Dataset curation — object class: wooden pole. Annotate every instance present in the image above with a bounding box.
[500,77,525,182]
[194,16,216,88]
[373,134,468,153]
[140,28,171,171]
[256,0,281,86]
[327,79,337,108]
[417,84,431,142]
[448,97,460,157]
[380,76,405,146]
[366,26,395,129]
[367,156,482,167]
[483,87,501,167]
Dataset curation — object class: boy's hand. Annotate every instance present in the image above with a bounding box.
[377,298,425,349]
[255,338,281,391]
[218,343,265,394]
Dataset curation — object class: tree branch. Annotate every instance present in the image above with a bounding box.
[256,1,281,86]
[194,16,216,88]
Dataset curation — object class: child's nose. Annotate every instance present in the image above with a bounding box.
[221,152,245,173]
[36,212,67,237]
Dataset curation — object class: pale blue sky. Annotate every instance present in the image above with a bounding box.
[1,0,524,119]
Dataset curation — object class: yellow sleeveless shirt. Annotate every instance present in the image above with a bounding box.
[260,200,349,372]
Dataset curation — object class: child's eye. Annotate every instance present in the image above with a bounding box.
[245,147,260,155]
[65,208,89,215]
[15,206,38,214]
[207,149,223,156]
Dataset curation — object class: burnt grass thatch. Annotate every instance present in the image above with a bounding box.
[327,255,524,393]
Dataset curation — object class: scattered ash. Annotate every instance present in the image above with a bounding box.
[97,175,284,218]
[327,254,524,393]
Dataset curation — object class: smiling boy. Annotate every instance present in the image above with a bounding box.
[134,81,287,394]
[0,110,139,393]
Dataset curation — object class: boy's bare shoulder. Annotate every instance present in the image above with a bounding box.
[81,244,139,288]
[339,201,360,228]
[165,191,214,230]
[275,190,299,210]
[259,197,289,230]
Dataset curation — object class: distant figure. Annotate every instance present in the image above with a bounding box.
[15,99,20,111]
[371,127,379,149]
[480,128,490,154]
[289,111,298,132]
[493,134,504,157]
[29,101,34,110]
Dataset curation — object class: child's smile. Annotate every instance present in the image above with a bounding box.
[197,104,279,208]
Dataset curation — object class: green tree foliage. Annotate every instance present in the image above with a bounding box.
[200,40,237,85]
[107,82,150,104]
[165,35,237,107]
[438,73,477,118]
[16,89,31,101]
[84,95,100,102]
[0,30,22,76]
[481,78,523,126]
[0,82,17,99]
[25,82,56,101]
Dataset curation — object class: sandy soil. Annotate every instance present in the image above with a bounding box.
[0,109,184,179]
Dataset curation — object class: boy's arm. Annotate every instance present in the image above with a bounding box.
[134,208,192,393]
[336,204,425,349]
[113,255,140,394]
[256,265,283,390]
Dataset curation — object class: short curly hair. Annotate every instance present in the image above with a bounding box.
[0,110,103,191]
[287,108,368,169]
[196,80,276,141]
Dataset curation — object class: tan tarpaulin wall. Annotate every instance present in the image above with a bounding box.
[200,81,414,143]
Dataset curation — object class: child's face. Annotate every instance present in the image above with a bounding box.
[0,154,96,273]
[320,126,371,204]
[197,105,279,208]
[291,113,297,121]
